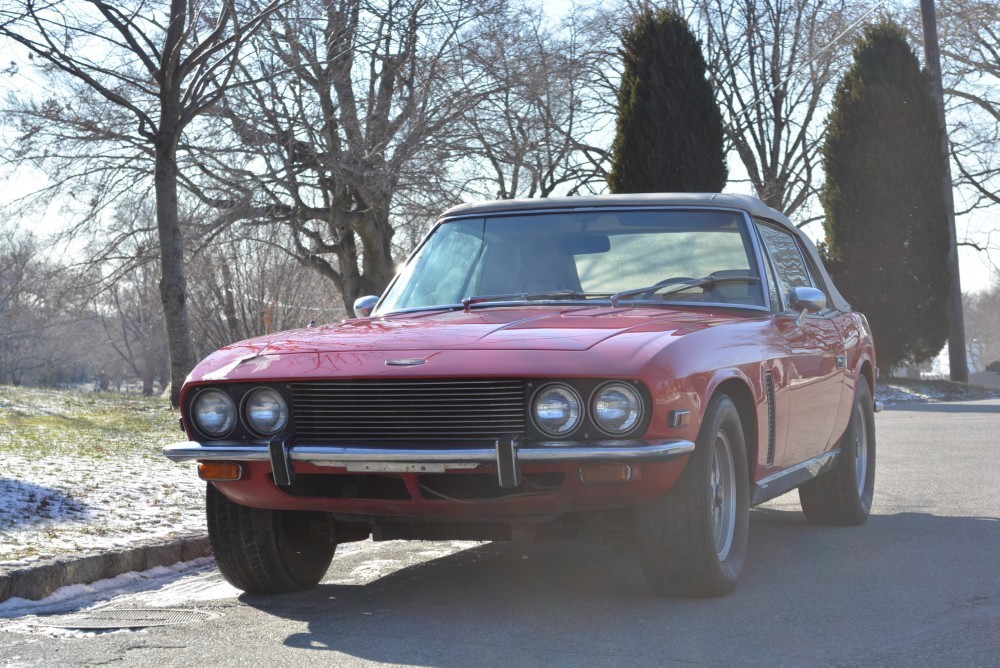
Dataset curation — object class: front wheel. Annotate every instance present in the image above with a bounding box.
[634,393,750,597]
[206,483,336,594]
[798,377,876,525]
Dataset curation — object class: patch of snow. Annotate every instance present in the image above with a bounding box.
[0,451,205,570]
[123,566,240,607]
[876,384,929,405]
[0,557,215,620]
[876,381,1000,405]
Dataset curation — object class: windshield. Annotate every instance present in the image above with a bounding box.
[376,209,765,313]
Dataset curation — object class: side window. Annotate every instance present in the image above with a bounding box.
[762,250,783,310]
[756,222,827,312]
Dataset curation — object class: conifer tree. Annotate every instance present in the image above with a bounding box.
[607,9,726,194]
[822,21,950,370]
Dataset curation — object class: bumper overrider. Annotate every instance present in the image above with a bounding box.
[163,437,695,489]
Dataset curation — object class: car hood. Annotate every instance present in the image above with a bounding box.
[187,305,762,383]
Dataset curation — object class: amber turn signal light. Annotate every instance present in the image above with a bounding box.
[198,462,243,482]
[579,463,632,483]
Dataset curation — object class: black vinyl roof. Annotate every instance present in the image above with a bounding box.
[442,193,792,229]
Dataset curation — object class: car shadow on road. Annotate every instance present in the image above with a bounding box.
[237,511,1000,666]
[0,478,89,529]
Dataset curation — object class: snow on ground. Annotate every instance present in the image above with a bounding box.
[0,453,205,570]
[877,379,1000,405]
[878,383,946,404]
[0,387,205,574]
[0,557,220,619]
[0,539,480,631]
[0,557,231,639]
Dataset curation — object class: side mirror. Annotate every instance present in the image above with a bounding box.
[353,295,379,318]
[788,286,827,323]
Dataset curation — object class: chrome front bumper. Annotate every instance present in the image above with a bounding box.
[163,438,695,488]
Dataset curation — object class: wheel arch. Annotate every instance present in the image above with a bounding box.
[711,377,758,486]
[859,359,875,401]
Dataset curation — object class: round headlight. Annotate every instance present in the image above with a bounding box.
[193,389,236,437]
[532,384,582,437]
[592,383,643,435]
[245,387,289,436]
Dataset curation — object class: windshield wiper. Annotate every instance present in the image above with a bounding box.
[610,276,760,307]
[462,290,613,310]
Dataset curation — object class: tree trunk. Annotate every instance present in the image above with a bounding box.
[356,208,397,300]
[332,212,396,312]
[154,135,196,407]
[142,366,155,396]
[220,260,241,343]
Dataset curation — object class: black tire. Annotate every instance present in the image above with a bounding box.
[206,483,335,594]
[798,377,876,525]
[634,394,750,597]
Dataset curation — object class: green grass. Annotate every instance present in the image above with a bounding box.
[0,385,180,460]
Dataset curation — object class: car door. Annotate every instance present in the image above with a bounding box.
[756,221,847,467]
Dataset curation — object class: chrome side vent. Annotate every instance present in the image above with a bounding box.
[765,371,776,466]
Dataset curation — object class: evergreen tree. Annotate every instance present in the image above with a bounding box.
[607,9,726,194]
[822,21,950,371]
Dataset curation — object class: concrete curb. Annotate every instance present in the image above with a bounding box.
[0,535,212,604]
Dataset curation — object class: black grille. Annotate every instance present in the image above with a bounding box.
[291,379,527,445]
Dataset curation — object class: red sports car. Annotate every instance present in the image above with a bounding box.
[165,193,878,597]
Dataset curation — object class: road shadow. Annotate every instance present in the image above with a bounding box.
[239,511,1000,667]
[0,478,90,529]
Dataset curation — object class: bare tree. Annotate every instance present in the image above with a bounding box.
[890,0,1000,276]
[0,228,46,385]
[0,225,105,387]
[1,0,282,405]
[191,0,505,310]
[458,4,613,199]
[692,0,868,222]
[963,277,1000,373]
[934,0,998,214]
[570,0,869,223]
[94,250,168,396]
[186,227,347,353]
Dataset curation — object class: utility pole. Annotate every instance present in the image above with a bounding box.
[920,0,968,382]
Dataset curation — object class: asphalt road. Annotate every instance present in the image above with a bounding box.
[2,400,998,667]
